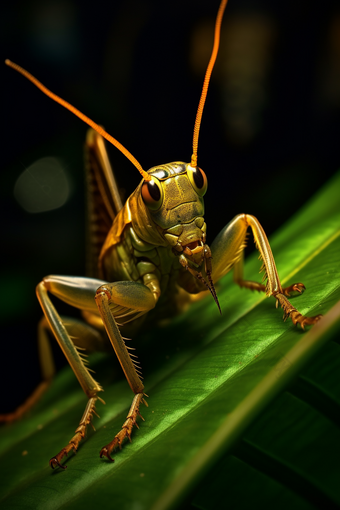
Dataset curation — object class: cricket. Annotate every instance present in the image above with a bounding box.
[3,0,321,470]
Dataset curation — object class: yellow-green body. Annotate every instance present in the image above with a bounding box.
[0,127,321,470]
[98,162,208,324]
[31,132,322,468]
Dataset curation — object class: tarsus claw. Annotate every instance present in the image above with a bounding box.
[276,293,322,329]
[50,458,67,470]
[283,282,306,297]
[49,445,76,469]
[100,447,115,462]
[290,311,322,330]
[99,393,145,463]
[50,450,68,470]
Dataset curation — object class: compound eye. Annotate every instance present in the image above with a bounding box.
[141,178,163,211]
[187,166,208,196]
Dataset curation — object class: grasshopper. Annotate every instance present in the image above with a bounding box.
[3,0,321,469]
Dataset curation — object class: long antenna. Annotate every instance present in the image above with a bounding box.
[191,0,228,168]
[5,59,151,182]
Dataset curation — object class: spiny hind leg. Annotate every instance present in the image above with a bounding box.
[95,280,159,461]
[36,276,107,468]
[210,214,321,328]
[47,315,112,468]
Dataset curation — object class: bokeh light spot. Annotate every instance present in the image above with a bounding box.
[14,157,70,213]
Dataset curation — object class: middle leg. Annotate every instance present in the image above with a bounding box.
[36,276,107,468]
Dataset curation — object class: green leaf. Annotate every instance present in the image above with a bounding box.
[1,172,339,510]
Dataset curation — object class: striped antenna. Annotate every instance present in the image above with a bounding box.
[191,0,228,168]
[5,59,151,182]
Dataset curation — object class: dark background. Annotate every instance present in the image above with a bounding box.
[1,0,340,412]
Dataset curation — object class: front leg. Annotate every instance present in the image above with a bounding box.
[210,214,321,328]
[36,277,106,468]
[95,279,159,461]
